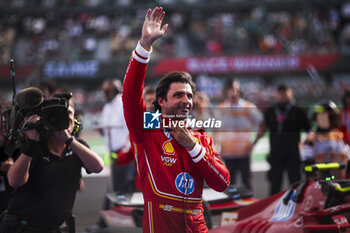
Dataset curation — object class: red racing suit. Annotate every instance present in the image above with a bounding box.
[113,139,142,191]
[122,42,230,233]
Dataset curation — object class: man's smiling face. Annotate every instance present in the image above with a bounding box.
[158,82,193,118]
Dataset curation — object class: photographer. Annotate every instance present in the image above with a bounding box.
[0,94,104,233]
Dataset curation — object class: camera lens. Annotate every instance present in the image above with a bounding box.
[47,114,59,125]
[41,105,69,131]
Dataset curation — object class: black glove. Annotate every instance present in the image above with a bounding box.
[21,139,41,158]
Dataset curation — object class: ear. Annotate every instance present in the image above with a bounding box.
[158,97,166,108]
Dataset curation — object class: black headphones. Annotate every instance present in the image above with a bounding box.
[73,118,83,136]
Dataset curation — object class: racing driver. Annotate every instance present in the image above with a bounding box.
[122,7,230,233]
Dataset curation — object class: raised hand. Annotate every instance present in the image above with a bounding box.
[140,7,168,51]
[23,115,40,141]
[51,129,71,144]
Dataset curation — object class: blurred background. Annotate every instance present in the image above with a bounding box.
[0,0,350,113]
[1,0,350,232]
[1,0,349,166]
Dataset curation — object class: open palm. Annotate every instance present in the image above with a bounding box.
[141,7,168,50]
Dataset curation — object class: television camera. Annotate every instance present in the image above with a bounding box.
[1,60,72,157]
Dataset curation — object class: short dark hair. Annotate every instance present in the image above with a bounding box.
[102,79,121,95]
[277,84,290,92]
[143,86,156,96]
[223,78,240,94]
[153,71,196,111]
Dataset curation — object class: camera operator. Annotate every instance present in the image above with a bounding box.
[0,96,104,233]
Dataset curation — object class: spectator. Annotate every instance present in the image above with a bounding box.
[86,79,133,232]
[255,84,311,195]
[301,99,350,179]
[215,79,263,190]
[143,86,156,111]
[192,90,212,123]
[100,79,132,192]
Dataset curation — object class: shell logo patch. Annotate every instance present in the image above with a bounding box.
[162,140,175,155]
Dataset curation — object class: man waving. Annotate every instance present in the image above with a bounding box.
[122,7,230,233]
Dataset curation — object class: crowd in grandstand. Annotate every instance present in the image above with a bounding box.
[0,4,341,65]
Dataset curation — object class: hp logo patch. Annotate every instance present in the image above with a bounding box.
[175,173,195,195]
[143,110,161,129]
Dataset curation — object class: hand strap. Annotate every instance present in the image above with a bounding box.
[65,136,74,147]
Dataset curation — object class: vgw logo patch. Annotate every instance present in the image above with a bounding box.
[175,173,195,195]
[143,110,161,129]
